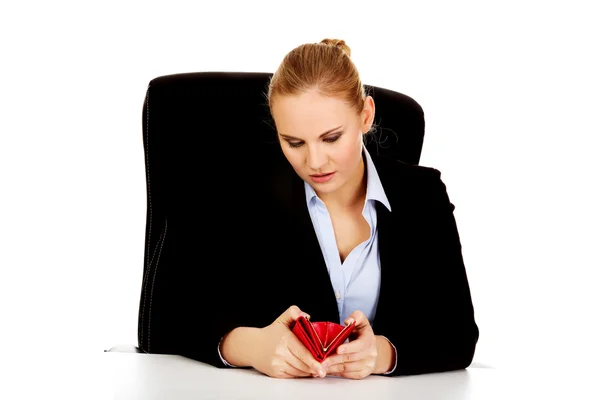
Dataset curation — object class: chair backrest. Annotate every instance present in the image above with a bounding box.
[136,71,425,352]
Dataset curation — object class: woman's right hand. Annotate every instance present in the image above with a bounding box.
[252,305,326,379]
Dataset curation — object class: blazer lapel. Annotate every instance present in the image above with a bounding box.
[372,156,414,325]
[375,201,399,320]
[272,159,340,322]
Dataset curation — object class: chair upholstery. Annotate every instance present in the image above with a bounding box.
[136,71,425,354]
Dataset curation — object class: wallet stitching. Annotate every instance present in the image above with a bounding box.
[307,319,353,352]
[295,316,355,361]
[324,323,353,357]
[301,318,325,358]
[304,318,326,352]
[297,325,321,358]
[334,323,353,344]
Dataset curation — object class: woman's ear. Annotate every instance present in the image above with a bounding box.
[361,95,375,134]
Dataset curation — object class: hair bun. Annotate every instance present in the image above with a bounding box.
[320,38,351,57]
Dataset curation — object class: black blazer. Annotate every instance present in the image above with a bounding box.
[147,152,479,377]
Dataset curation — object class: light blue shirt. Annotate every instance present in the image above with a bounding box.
[304,145,391,327]
[304,146,397,374]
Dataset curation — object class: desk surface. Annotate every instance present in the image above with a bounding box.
[103,352,600,400]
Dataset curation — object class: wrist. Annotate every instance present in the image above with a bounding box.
[374,335,395,374]
[220,327,262,368]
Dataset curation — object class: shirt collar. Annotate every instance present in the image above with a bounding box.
[304,145,392,212]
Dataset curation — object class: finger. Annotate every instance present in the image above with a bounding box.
[326,360,371,375]
[322,352,359,368]
[335,337,371,355]
[329,360,361,373]
[324,345,377,370]
[284,361,313,378]
[285,346,320,375]
[264,369,298,379]
[346,310,368,326]
[277,305,310,327]
[340,370,371,380]
[288,343,326,377]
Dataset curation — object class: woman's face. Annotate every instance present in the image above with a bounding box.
[271,89,374,197]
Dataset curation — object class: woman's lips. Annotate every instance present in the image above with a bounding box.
[309,172,335,183]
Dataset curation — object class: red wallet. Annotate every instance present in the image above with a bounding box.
[292,315,356,362]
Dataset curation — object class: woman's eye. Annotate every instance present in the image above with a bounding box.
[287,141,303,148]
[324,135,340,143]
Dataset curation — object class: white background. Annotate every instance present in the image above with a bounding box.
[1,0,599,395]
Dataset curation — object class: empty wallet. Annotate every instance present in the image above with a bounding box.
[291,315,356,362]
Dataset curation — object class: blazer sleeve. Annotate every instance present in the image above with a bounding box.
[375,168,479,376]
[138,211,267,369]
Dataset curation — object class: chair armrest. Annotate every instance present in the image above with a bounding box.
[468,361,494,368]
[104,344,144,353]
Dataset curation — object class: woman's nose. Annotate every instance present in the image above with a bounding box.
[306,145,327,171]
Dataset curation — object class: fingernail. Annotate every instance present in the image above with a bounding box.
[338,346,345,354]
[302,312,310,319]
[319,369,326,377]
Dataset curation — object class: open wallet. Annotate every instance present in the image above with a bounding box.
[291,315,356,362]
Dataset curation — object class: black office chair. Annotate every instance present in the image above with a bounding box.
[106,71,425,354]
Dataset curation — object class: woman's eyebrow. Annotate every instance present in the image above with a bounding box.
[279,125,343,140]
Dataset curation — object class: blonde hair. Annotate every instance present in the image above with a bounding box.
[267,38,368,116]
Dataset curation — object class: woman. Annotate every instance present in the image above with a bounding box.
[214,39,479,379]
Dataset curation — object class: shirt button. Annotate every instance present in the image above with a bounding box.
[335,291,341,299]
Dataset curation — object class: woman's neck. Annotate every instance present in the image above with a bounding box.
[317,158,366,212]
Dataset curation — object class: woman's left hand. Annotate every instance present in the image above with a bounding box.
[322,310,392,379]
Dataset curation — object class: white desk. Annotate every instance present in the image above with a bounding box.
[104,352,600,400]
